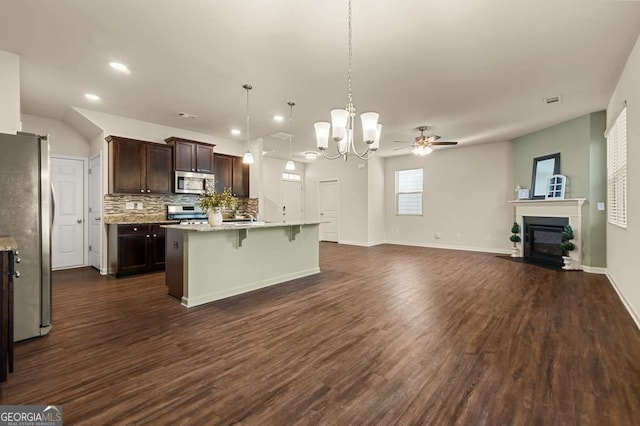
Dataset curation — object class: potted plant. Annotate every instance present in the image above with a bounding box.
[509,222,521,257]
[560,224,575,269]
[198,187,237,226]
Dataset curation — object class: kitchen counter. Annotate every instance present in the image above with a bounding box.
[104,216,179,225]
[164,222,321,307]
[0,237,17,251]
[162,221,320,232]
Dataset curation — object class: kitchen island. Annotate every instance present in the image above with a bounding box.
[162,222,321,307]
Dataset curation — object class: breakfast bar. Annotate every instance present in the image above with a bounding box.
[162,222,321,307]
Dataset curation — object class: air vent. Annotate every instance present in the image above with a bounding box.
[177,112,199,119]
[268,132,293,140]
[543,96,562,105]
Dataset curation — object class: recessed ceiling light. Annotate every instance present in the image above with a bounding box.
[231,129,241,136]
[109,62,130,74]
[305,151,318,160]
[273,115,284,122]
[84,93,101,101]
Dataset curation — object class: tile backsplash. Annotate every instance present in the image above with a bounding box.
[104,194,259,223]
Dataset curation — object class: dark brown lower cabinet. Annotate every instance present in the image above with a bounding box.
[108,224,166,277]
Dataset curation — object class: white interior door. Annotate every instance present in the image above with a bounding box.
[282,180,302,223]
[319,180,338,242]
[52,157,85,269]
[89,154,101,270]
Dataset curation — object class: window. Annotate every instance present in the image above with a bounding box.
[606,107,627,228]
[282,172,301,182]
[396,168,423,215]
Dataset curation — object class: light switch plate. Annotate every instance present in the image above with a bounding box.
[125,202,134,210]
[597,202,605,211]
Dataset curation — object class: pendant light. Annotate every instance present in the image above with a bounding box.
[242,84,255,164]
[285,101,296,171]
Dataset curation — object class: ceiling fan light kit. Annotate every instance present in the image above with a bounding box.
[314,0,381,162]
[394,125,458,156]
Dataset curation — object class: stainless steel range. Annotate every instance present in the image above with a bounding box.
[167,205,208,225]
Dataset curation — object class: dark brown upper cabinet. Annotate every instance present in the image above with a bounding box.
[107,135,172,194]
[165,137,215,174]
[214,154,250,197]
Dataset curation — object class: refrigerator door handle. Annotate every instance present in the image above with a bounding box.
[51,183,56,226]
[40,136,52,330]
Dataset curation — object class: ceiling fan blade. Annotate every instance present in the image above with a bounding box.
[393,146,413,151]
[430,141,458,146]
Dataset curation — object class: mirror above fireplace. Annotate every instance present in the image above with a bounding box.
[530,153,561,199]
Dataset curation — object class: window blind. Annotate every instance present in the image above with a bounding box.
[606,107,627,228]
[396,168,423,215]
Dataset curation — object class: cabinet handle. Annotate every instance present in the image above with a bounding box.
[147,189,151,193]
[140,189,144,193]
[146,235,150,238]
[133,227,138,231]
[153,234,157,237]
[191,168,195,172]
[196,169,199,172]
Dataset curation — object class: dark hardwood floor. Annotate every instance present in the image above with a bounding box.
[1,243,640,425]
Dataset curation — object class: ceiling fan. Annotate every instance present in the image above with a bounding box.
[394,126,458,156]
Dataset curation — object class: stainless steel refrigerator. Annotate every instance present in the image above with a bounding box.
[0,132,52,341]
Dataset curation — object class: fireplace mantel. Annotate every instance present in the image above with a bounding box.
[509,199,586,269]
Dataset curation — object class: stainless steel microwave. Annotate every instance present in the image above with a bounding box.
[174,171,215,194]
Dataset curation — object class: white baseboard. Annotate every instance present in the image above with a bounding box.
[100,267,108,275]
[581,265,607,274]
[338,240,383,247]
[384,240,511,255]
[606,272,640,331]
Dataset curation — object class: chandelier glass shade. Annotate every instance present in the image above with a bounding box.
[314,0,381,161]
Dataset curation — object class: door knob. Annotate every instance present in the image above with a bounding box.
[95,217,101,221]
[320,212,324,216]
[77,219,83,224]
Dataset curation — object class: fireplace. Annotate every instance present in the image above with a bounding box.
[510,198,584,270]
[523,216,568,267]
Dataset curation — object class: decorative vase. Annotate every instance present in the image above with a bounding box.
[511,246,519,258]
[562,256,573,270]
[208,209,223,227]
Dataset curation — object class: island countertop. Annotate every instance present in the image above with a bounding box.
[0,237,17,251]
[161,221,323,232]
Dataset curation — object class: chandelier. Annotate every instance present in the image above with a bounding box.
[314,0,381,161]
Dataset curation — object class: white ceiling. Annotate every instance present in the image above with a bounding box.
[1,0,639,161]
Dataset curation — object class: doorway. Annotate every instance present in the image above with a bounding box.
[51,156,87,270]
[89,153,102,271]
[319,179,339,242]
[282,179,303,223]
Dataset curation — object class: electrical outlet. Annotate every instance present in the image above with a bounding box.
[136,202,143,210]
[125,202,134,210]
[597,202,605,211]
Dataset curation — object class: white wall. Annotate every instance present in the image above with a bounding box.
[74,107,243,156]
[384,141,513,253]
[0,50,20,134]
[305,158,369,245]
[606,33,640,325]
[367,156,386,245]
[21,113,90,157]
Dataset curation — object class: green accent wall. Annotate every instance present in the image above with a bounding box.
[513,111,607,267]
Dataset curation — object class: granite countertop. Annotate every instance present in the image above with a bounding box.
[0,237,17,251]
[161,221,323,232]
[104,215,180,225]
